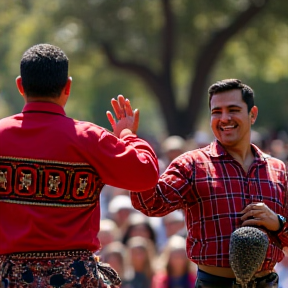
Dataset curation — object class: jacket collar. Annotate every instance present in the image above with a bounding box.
[22,102,66,116]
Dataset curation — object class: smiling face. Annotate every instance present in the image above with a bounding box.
[210,89,258,150]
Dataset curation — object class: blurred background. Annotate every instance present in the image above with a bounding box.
[1,0,288,287]
[1,0,288,145]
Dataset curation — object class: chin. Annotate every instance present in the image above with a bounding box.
[217,137,237,147]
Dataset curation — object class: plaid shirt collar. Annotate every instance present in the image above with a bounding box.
[209,140,270,164]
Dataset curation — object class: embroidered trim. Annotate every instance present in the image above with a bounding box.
[0,157,104,207]
[0,156,90,166]
[0,249,92,260]
[0,199,94,207]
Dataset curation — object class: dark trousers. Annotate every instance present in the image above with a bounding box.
[194,269,278,288]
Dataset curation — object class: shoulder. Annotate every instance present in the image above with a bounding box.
[265,157,287,175]
[166,145,214,172]
[0,113,23,128]
[72,119,112,136]
[253,144,286,171]
[0,113,22,121]
[179,143,214,161]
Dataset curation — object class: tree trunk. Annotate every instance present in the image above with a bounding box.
[102,0,269,138]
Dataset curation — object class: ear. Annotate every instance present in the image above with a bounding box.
[60,77,72,107]
[250,106,258,125]
[64,77,72,95]
[15,76,25,96]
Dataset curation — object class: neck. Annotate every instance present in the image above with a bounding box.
[26,96,64,107]
[224,143,255,173]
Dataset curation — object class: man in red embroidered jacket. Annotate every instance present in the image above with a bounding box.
[130,79,288,288]
[0,44,159,287]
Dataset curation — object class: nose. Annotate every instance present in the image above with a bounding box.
[221,113,231,122]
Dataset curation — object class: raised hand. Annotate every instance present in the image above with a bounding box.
[106,95,139,138]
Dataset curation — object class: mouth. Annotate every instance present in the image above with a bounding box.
[220,124,237,131]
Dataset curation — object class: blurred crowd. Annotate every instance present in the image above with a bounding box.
[97,129,288,288]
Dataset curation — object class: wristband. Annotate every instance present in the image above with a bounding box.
[276,214,287,233]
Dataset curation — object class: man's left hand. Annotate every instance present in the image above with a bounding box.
[241,202,280,231]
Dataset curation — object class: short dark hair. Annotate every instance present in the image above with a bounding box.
[20,44,69,98]
[208,79,254,112]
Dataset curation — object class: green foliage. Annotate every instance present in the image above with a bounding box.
[1,0,288,138]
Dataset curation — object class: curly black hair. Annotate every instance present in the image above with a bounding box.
[20,44,69,98]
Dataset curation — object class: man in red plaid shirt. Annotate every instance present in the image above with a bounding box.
[128,79,288,288]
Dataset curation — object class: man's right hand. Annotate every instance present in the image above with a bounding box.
[106,95,139,138]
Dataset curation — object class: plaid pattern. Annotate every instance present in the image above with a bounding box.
[131,140,288,270]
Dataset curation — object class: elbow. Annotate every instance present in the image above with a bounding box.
[151,169,160,187]
[132,171,159,192]
[141,163,159,190]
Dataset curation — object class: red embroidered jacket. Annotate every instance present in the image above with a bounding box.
[0,102,159,254]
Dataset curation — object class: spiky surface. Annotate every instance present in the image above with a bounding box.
[229,226,269,286]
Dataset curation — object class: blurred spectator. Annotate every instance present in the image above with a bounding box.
[158,210,186,251]
[251,129,263,149]
[108,194,134,234]
[151,235,197,288]
[122,213,157,248]
[100,186,131,219]
[100,241,133,288]
[163,210,186,239]
[275,247,288,288]
[269,139,288,162]
[126,236,156,288]
[161,135,187,168]
[193,130,212,148]
[98,219,120,248]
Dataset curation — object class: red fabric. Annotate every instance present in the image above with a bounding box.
[131,140,288,270]
[0,102,159,255]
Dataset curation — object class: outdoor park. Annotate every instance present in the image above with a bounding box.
[1,1,288,288]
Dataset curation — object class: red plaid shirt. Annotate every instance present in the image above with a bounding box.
[131,140,288,270]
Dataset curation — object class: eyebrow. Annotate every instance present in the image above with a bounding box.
[211,104,242,111]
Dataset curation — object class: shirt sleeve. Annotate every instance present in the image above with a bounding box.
[86,128,159,192]
[131,153,196,216]
[277,223,288,247]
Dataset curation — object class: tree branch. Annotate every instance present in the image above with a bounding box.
[101,42,164,96]
[186,0,270,124]
[101,42,180,132]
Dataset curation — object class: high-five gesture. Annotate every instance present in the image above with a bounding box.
[106,95,139,138]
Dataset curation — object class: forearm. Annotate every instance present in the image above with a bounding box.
[130,187,181,217]
[131,155,194,215]
[93,131,159,191]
